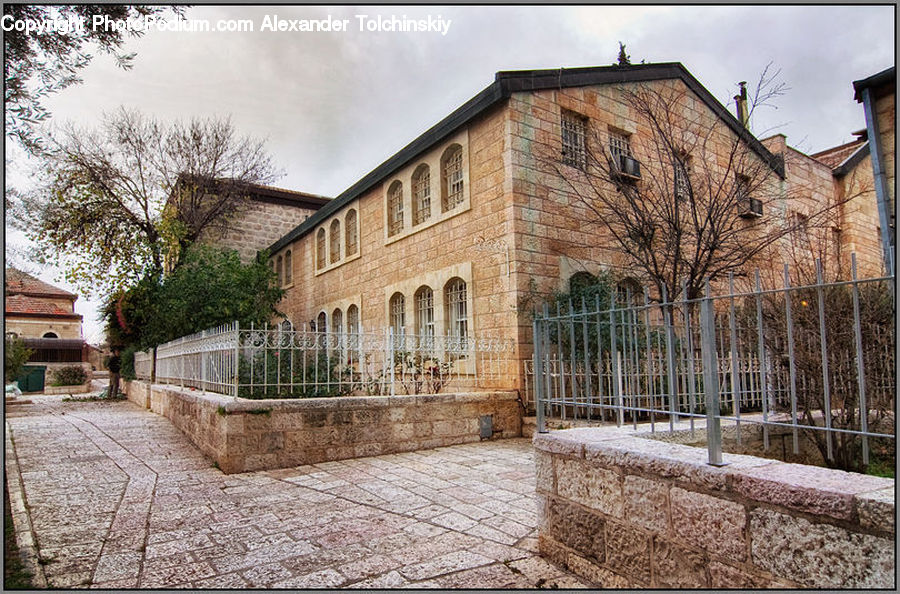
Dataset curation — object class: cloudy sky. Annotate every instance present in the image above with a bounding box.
[5,4,895,343]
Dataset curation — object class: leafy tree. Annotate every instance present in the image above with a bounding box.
[4,335,33,382]
[4,4,183,154]
[17,108,279,297]
[103,246,285,352]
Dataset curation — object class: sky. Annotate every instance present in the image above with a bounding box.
[4,4,895,344]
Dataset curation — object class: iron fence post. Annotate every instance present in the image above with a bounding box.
[850,254,870,465]
[700,279,724,466]
[783,264,800,454]
[662,286,678,431]
[815,259,834,461]
[534,316,547,433]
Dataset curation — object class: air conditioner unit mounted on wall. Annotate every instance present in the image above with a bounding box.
[738,196,763,218]
[617,155,642,180]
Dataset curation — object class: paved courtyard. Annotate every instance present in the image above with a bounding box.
[5,395,589,589]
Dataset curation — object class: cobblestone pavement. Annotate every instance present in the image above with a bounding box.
[5,396,590,589]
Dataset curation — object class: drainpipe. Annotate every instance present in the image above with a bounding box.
[859,87,895,277]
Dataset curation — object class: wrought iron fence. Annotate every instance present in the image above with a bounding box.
[133,349,153,381]
[530,256,894,470]
[151,321,516,399]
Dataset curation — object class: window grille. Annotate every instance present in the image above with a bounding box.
[445,278,468,343]
[415,286,435,341]
[316,228,326,269]
[442,146,464,212]
[561,110,588,169]
[389,292,406,337]
[345,209,358,256]
[347,304,359,334]
[330,219,341,264]
[674,157,691,201]
[413,165,432,225]
[284,250,292,285]
[609,130,632,162]
[388,182,404,236]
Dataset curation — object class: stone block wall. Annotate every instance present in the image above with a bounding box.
[124,381,521,473]
[535,427,894,588]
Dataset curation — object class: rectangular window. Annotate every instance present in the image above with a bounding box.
[609,130,632,162]
[561,110,588,169]
[674,157,691,201]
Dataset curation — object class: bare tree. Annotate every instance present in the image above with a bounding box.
[16,108,280,297]
[544,66,853,302]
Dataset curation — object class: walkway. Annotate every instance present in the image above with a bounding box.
[5,395,589,589]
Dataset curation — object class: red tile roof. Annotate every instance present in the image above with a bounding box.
[811,140,867,169]
[5,268,77,299]
[5,294,81,318]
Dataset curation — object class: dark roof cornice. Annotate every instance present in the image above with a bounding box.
[268,62,786,254]
[832,142,870,177]
[853,67,896,102]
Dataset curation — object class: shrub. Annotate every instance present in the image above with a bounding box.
[4,335,32,381]
[51,365,87,386]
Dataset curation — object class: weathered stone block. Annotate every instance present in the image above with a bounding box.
[546,497,605,562]
[856,487,894,534]
[652,539,708,588]
[669,486,746,560]
[623,474,668,533]
[708,560,771,589]
[259,432,284,453]
[730,462,892,521]
[604,520,651,585]
[566,552,632,588]
[556,458,622,516]
[534,451,554,495]
[750,507,895,588]
[537,533,569,568]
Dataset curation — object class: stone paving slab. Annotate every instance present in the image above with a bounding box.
[5,395,590,589]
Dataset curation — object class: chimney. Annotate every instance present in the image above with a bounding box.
[733,81,749,128]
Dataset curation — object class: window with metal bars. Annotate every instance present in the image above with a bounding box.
[609,130,632,162]
[561,110,588,169]
[674,156,691,201]
[284,250,292,285]
[441,145,464,212]
[316,228,326,269]
[388,181,404,236]
[389,292,406,337]
[330,220,341,264]
[345,209,358,256]
[444,278,468,343]
[412,165,431,225]
[347,304,359,335]
[415,286,434,341]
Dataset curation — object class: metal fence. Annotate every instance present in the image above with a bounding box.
[151,321,516,399]
[133,349,153,381]
[530,257,894,469]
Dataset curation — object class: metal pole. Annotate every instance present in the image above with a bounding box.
[581,296,591,421]
[783,264,800,454]
[610,290,623,427]
[534,316,547,433]
[663,286,679,431]
[728,273,741,445]
[595,294,606,423]
[815,259,834,461]
[851,254,870,465]
[683,279,697,435]
[700,279,724,466]
[754,271,770,450]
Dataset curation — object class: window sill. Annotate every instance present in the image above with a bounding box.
[384,200,470,246]
[315,251,361,276]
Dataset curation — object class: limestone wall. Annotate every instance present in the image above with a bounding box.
[535,427,894,588]
[124,381,521,473]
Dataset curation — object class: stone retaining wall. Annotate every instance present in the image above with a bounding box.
[124,381,521,473]
[535,427,894,588]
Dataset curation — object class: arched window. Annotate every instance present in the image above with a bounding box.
[276,255,283,286]
[316,228,326,270]
[415,286,434,340]
[347,304,359,335]
[387,181,404,236]
[316,311,327,333]
[284,250,292,285]
[617,277,643,305]
[569,271,598,293]
[330,219,341,264]
[441,145,464,212]
[42,332,58,339]
[345,209,358,256]
[389,292,405,337]
[412,164,431,225]
[444,278,468,342]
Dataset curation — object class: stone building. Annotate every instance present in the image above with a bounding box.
[5,268,89,388]
[205,63,885,393]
